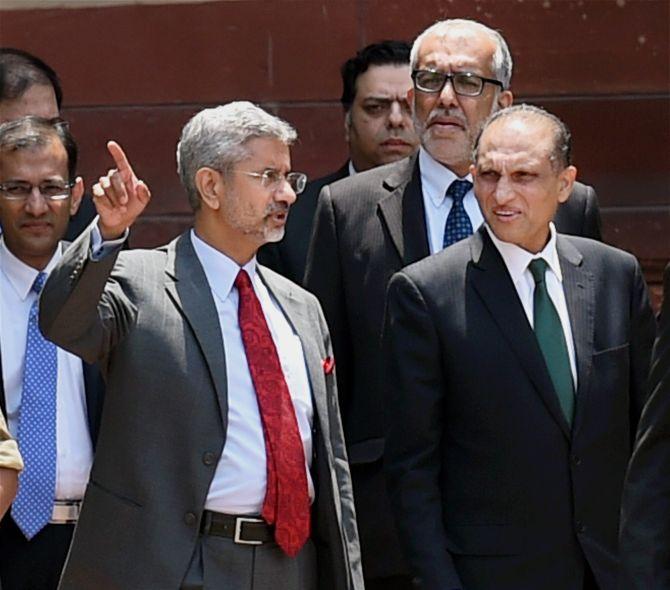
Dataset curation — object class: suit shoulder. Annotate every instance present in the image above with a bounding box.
[259,264,321,307]
[559,234,639,271]
[324,157,412,204]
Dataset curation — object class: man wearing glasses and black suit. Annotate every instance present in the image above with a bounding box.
[305,18,602,589]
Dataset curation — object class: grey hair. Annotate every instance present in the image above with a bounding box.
[176,101,297,210]
[472,104,572,170]
[410,19,513,89]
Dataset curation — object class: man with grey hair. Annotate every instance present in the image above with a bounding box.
[38,101,363,590]
[305,18,602,589]
[383,103,654,589]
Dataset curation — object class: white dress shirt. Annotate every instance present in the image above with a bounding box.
[419,147,484,254]
[191,231,314,515]
[485,223,578,388]
[0,238,93,500]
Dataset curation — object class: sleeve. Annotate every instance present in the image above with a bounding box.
[620,264,668,589]
[39,225,137,366]
[382,270,463,590]
[0,411,23,471]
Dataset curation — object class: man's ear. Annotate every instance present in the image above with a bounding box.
[69,176,84,216]
[557,165,577,204]
[343,110,352,143]
[195,167,222,211]
[498,89,513,110]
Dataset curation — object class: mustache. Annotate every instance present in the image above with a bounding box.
[264,202,290,215]
[426,108,467,127]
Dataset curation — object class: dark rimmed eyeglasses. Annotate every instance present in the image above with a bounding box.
[0,180,75,202]
[412,70,504,97]
[236,169,307,195]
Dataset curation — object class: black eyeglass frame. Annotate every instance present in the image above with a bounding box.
[411,69,504,97]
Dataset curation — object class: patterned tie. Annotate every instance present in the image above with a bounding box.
[442,179,474,248]
[528,259,575,426]
[234,269,310,557]
[12,272,57,540]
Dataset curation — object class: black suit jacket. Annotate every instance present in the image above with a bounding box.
[383,228,656,590]
[620,262,670,588]
[258,163,349,284]
[304,154,603,578]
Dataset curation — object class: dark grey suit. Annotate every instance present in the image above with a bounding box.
[39,229,363,590]
[304,154,603,580]
[383,228,655,589]
[258,163,349,284]
[620,262,670,588]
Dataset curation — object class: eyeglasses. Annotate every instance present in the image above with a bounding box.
[412,70,503,97]
[237,169,307,195]
[0,180,74,202]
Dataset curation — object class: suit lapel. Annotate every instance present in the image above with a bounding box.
[377,156,430,266]
[257,268,330,445]
[470,229,572,440]
[557,236,594,437]
[163,232,228,432]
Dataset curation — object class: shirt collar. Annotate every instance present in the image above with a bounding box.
[190,230,256,303]
[0,237,62,301]
[419,146,473,208]
[347,160,358,177]
[485,222,563,285]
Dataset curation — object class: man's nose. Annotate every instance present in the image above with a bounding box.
[493,176,515,204]
[387,101,406,127]
[24,188,51,215]
[438,79,459,110]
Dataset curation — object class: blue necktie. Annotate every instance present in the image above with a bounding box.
[442,180,474,248]
[12,272,57,540]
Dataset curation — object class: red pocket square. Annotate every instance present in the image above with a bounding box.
[322,356,335,375]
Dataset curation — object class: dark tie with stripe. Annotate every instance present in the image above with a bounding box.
[528,259,575,426]
[442,179,474,248]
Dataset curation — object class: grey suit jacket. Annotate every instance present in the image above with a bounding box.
[39,228,363,590]
[383,228,656,590]
[304,153,602,578]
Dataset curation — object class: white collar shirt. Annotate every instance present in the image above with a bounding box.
[485,223,578,388]
[191,231,314,514]
[419,147,484,254]
[0,238,93,500]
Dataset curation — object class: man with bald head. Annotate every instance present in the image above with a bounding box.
[383,104,654,590]
[304,19,601,588]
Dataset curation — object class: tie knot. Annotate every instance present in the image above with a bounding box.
[31,272,48,295]
[528,258,549,285]
[234,269,253,293]
[446,179,472,203]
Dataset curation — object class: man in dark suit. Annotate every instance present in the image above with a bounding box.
[620,262,670,588]
[383,104,655,590]
[0,48,97,241]
[305,19,603,589]
[0,117,104,589]
[258,40,418,283]
[39,102,363,590]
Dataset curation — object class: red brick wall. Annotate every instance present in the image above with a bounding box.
[1,0,668,299]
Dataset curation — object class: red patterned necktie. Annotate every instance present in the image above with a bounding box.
[234,269,310,557]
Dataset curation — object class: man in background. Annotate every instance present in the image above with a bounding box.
[0,48,97,240]
[0,411,22,520]
[258,40,418,283]
[0,117,104,590]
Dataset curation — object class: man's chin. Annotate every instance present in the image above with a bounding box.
[264,227,286,244]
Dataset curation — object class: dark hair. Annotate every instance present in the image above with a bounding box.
[473,104,572,170]
[0,48,63,109]
[0,116,77,180]
[340,40,411,112]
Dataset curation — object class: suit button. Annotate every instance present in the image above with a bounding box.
[184,512,197,526]
[202,452,216,466]
[576,521,586,534]
[571,455,581,466]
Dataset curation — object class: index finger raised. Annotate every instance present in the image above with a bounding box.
[106,141,135,179]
